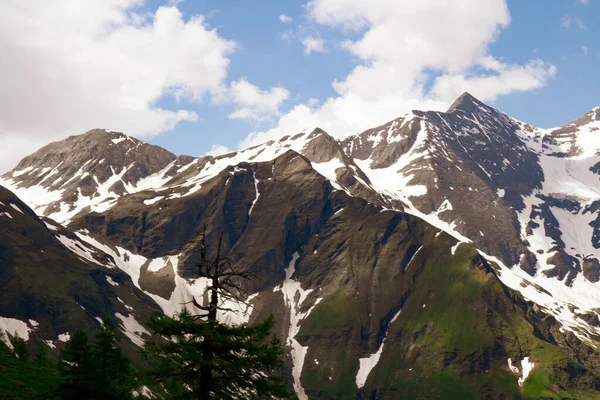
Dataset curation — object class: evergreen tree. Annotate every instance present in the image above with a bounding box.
[11,333,28,362]
[0,335,64,399]
[0,330,7,352]
[59,330,94,399]
[93,316,135,400]
[141,232,291,399]
[35,340,50,368]
[59,320,137,400]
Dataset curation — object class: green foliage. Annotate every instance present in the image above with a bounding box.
[59,330,94,399]
[141,309,291,399]
[138,230,291,399]
[0,234,291,399]
[11,334,29,362]
[0,321,140,400]
[59,319,137,400]
[93,316,135,400]
[0,319,142,400]
[35,340,50,368]
[0,333,64,399]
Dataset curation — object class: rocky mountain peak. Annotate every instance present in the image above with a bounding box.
[0,128,180,223]
[305,127,330,139]
[7,128,177,183]
[568,107,600,126]
[446,92,491,114]
[550,107,600,131]
[544,107,600,157]
[583,106,600,123]
[81,127,135,141]
[302,127,347,163]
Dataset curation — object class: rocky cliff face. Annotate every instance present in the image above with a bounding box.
[0,185,161,353]
[342,93,544,274]
[3,93,600,398]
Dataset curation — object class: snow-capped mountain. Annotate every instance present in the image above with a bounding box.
[3,93,600,398]
[1,128,192,223]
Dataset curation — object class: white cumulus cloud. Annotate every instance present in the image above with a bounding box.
[431,57,556,102]
[307,98,320,107]
[241,0,556,148]
[204,144,231,156]
[0,0,239,172]
[302,37,325,55]
[279,14,293,23]
[228,79,290,122]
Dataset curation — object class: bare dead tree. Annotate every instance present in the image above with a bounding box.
[188,229,256,399]
[142,228,290,400]
[190,228,255,323]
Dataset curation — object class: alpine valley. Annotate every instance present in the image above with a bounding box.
[3,93,600,399]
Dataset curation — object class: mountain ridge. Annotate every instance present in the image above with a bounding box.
[3,93,600,398]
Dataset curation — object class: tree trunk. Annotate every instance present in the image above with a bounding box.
[199,341,212,400]
[199,276,219,399]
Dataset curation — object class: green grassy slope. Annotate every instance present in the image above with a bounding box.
[0,342,63,400]
[292,208,600,399]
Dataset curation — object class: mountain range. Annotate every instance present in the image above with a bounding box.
[2,93,600,398]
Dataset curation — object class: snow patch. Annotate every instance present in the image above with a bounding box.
[311,159,345,190]
[117,298,135,312]
[11,166,35,177]
[106,276,119,287]
[480,251,600,346]
[74,231,239,321]
[111,137,127,145]
[355,309,402,388]
[143,196,164,205]
[9,204,24,214]
[57,234,106,267]
[115,313,149,347]
[507,357,535,387]
[404,246,423,271]
[438,199,453,213]
[248,171,260,216]
[274,252,321,400]
[450,242,461,255]
[0,317,32,348]
[146,256,179,273]
[519,357,534,387]
[58,333,71,342]
[44,221,59,231]
[507,358,519,374]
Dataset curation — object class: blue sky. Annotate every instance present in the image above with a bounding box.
[0,0,598,170]
[492,1,599,127]
[152,0,600,157]
[149,0,359,156]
